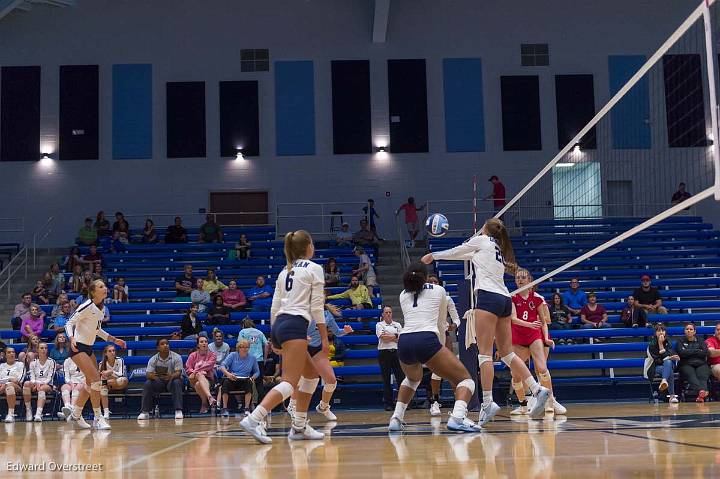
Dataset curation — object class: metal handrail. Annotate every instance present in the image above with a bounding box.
[32,216,54,269]
[395,215,410,269]
[122,211,273,228]
[0,246,28,299]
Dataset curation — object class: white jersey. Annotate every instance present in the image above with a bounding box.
[399,284,448,341]
[445,296,461,329]
[431,234,510,297]
[65,299,110,346]
[63,358,85,384]
[100,358,126,379]
[271,260,325,324]
[29,358,56,385]
[0,362,25,384]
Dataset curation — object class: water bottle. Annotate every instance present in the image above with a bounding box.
[154,405,160,418]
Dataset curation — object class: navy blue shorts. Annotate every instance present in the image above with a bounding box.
[271,314,309,348]
[474,290,512,317]
[398,332,443,365]
[307,344,323,357]
[69,342,94,358]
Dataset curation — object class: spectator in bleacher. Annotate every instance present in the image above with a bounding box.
[0,342,5,364]
[142,219,158,243]
[20,305,45,342]
[219,339,259,416]
[31,280,49,305]
[191,279,212,312]
[49,262,65,292]
[51,302,73,333]
[77,217,97,246]
[112,211,130,236]
[0,348,25,422]
[81,270,93,294]
[328,331,347,367]
[562,278,588,317]
[353,246,378,297]
[245,276,273,312]
[65,246,84,273]
[98,344,128,419]
[42,273,61,304]
[92,263,106,284]
[335,222,353,247]
[327,275,373,310]
[112,277,129,303]
[82,244,103,268]
[239,318,268,399]
[68,265,84,293]
[206,296,231,325]
[174,264,196,300]
[138,338,184,420]
[186,336,218,414]
[353,219,377,247]
[50,292,69,319]
[324,258,340,287]
[396,197,425,248]
[199,214,223,243]
[376,306,404,411]
[671,182,692,205]
[221,280,247,311]
[362,198,382,239]
[11,293,35,331]
[704,323,720,380]
[19,335,40,366]
[203,270,227,296]
[548,293,573,344]
[22,342,55,422]
[645,323,679,403]
[111,222,130,252]
[677,323,710,402]
[49,333,69,367]
[165,216,188,244]
[180,304,205,339]
[58,356,85,420]
[486,176,507,215]
[209,329,230,366]
[633,275,668,315]
[579,293,610,330]
[95,211,111,237]
[621,295,648,328]
[235,234,251,260]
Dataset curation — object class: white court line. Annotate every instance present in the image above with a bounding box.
[112,437,200,473]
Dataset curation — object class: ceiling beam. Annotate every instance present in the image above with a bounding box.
[0,0,26,21]
[372,0,390,43]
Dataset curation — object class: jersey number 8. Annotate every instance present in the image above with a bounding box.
[285,271,295,292]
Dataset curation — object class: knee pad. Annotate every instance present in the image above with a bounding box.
[477,354,493,367]
[91,381,103,392]
[5,385,15,396]
[456,378,476,395]
[100,387,109,397]
[400,377,421,392]
[501,352,517,367]
[538,370,551,382]
[297,376,319,394]
[512,380,525,393]
[37,391,46,401]
[273,381,294,401]
[323,382,337,394]
[431,373,442,381]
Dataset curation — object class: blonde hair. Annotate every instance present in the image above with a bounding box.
[284,230,312,272]
[515,267,535,291]
[88,279,105,299]
[237,339,250,349]
[484,218,517,274]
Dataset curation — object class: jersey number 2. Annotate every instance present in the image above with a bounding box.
[285,271,295,291]
[494,246,503,263]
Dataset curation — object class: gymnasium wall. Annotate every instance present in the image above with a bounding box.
[0,0,716,244]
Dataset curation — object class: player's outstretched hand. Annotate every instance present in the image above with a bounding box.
[420,253,434,264]
[114,338,127,350]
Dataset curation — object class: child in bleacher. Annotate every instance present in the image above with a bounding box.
[112,278,129,303]
[235,234,251,260]
[31,280,49,305]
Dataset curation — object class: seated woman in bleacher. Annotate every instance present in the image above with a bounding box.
[99,344,128,419]
[207,296,231,325]
[191,279,212,312]
[203,270,227,296]
[548,293,573,344]
[220,280,247,311]
[58,356,85,420]
[645,323,679,404]
[112,277,129,303]
[95,211,111,237]
[50,292,69,319]
[621,295,647,328]
[185,336,218,414]
[49,333,69,368]
[67,264,84,293]
[579,293,610,331]
[677,323,710,402]
[20,305,45,343]
[235,234,251,259]
[142,219,158,243]
[324,258,340,287]
[180,304,205,339]
[219,339,259,417]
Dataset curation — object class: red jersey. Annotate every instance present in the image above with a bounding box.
[706,337,720,365]
[511,291,546,346]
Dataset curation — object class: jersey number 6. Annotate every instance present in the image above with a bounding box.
[285,271,295,291]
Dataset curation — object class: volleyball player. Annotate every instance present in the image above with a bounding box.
[64,280,126,430]
[240,230,327,444]
[427,274,460,416]
[98,344,128,419]
[22,342,55,422]
[387,261,481,433]
[422,218,550,424]
[509,268,566,416]
[0,347,25,423]
[58,357,85,420]
[287,302,353,422]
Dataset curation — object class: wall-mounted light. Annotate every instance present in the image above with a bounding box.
[374,145,389,159]
[235,149,245,160]
[572,144,581,153]
[40,152,53,166]
[556,162,575,168]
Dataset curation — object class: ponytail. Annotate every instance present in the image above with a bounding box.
[484,218,517,274]
[284,230,313,272]
[403,262,427,295]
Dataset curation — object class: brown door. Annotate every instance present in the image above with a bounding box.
[209,191,269,225]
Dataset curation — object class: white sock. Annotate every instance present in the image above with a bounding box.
[62,390,70,404]
[393,401,408,421]
[318,400,329,410]
[524,376,541,395]
[482,391,493,406]
[249,405,268,423]
[8,407,14,415]
[24,401,31,411]
[36,407,42,416]
[451,400,468,419]
[293,411,307,429]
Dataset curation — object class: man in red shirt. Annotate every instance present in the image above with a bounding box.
[486,176,506,214]
[705,323,720,379]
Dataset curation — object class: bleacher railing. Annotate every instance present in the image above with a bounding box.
[32,216,53,269]
[275,202,370,239]
[0,247,27,299]
[121,211,274,229]
[394,215,410,269]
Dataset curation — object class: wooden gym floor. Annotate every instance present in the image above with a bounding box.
[2,402,720,478]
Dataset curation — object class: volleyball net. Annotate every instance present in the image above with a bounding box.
[503,0,720,294]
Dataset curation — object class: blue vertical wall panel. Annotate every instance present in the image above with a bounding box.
[275,60,315,155]
[113,64,152,159]
[443,58,485,152]
[608,55,651,149]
